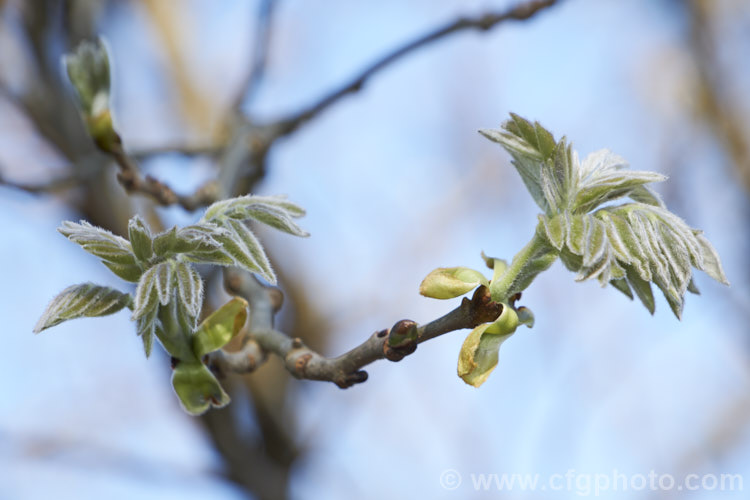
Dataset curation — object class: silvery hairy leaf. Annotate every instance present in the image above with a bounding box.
[34,283,131,333]
[485,113,728,318]
[128,215,153,263]
[573,149,667,214]
[202,194,307,224]
[481,114,668,216]
[58,220,142,282]
[174,261,204,320]
[136,305,158,358]
[540,202,728,318]
[185,194,308,284]
[132,263,167,320]
[63,38,110,116]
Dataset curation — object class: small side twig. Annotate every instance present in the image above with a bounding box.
[231,0,278,109]
[108,141,218,211]
[210,269,502,388]
[130,142,222,160]
[268,0,559,138]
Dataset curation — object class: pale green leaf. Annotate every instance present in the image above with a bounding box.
[132,265,160,320]
[626,267,655,315]
[63,38,110,115]
[34,283,131,333]
[695,233,729,285]
[537,214,566,251]
[153,226,179,257]
[458,306,519,387]
[154,262,173,306]
[128,215,153,263]
[419,267,489,299]
[171,362,230,415]
[192,297,248,358]
[566,214,586,256]
[610,278,634,300]
[136,305,158,358]
[59,220,141,281]
[174,262,204,319]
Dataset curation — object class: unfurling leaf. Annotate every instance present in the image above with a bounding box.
[192,297,248,358]
[174,262,204,319]
[63,38,119,150]
[136,305,158,358]
[34,283,131,333]
[128,215,153,262]
[419,267,488,299]
[458,305,519,387]
[202,194,307,226]
[483,113,728,318]
[132,264,160,320]
[481,114,669,216]
[172,362,230,415]
[63,38,111,116]
[187,194,308,284]
[154,261,173,306]
[59,220,141,282]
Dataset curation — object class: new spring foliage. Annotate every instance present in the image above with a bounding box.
[420,113,728,387]
[34,195,308,414]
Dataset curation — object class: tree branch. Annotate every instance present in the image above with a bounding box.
[231,0,278,110]
[107,141,219,211]
[210,269,503,388]
[268,0,559,138]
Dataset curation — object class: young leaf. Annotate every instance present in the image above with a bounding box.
[34,283,131,333]
[173,224,225,254]
[457,305,519,387]
[419,267,489,299]
[136,305,158,358]
[482,113,728,317]
[174,262,204,319]
[481,114,672,215]
[63,38,110,117]
[192,297,248,358]
[154,261,174,306]
[537,214,567,251]
[172,362,230,415]
[153,226,179,257]
[573,149,667,214]
[237,204,309,237]
[132,264,161,320]
[212,219,276,283]
[128,215,154,262]
[202,194,307,230]
[58,220,141,282]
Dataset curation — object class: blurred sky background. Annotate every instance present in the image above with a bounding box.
[0,0,749,499]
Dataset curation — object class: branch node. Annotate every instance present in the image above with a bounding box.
[292,352,313,376]
[468,285,503,327]
[384,319,418,361]
[267,288,284,312]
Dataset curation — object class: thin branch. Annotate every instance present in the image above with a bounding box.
[0,171,86,194]
[0,156,106,194]
[108,141,219,211]
[268,0,559,138]
[210,269,503,388]
[130,142,222,160]
[231,0,278,109]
